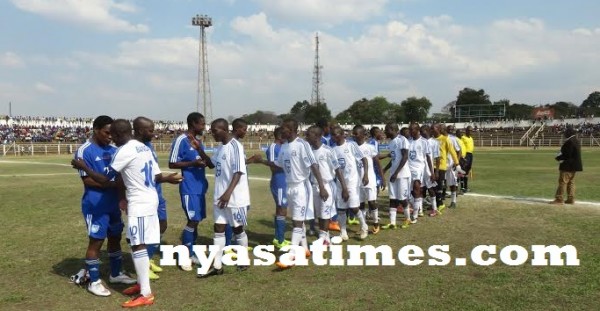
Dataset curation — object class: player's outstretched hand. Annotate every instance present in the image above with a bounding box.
[248,154,262,164]
[164,172,183,184]
[193,159,207,168]
[71,158,87,170]
[187,133,201,150]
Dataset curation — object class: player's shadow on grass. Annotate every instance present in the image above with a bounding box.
[52,251,136,292]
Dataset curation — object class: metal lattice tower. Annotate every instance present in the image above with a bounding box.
[192,14,213,121]
[311,33,324,105]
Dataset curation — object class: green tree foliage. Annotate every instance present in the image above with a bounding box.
[335,96,403,124]
[241,110,280,124]
[580,91,600,116]
[400,96,432,122]
[280,100,332,124]
[456,88,492,106]
[506,103,534,120]
[549,101,578,118]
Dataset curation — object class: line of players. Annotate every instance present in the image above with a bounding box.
[71,113,474,307]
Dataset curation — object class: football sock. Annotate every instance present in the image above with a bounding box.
[235,231,248,248]
[291,227,303,253]
[389,207,397,225]
[331,214,339,222]
[413,198,422,219]
[338,211,347,231]
[357,209,367,231]
[213,232,226,270]
[300,224,308,249]
[108,251,122,277]
[451,191,457,203]
[85,258,100,282]
[182,226,195,257]
[370,208,379,223]
[464,177,469,189]
[132,249,151,296]
[146,244,159,259]
[225,224,233,246]
[431,197,438,211]
[275,215,286,243]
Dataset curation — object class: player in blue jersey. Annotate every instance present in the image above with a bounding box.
[261,127,290,249]
[133,117,168,279]
[74,115,136,297]
[168,112,213,271]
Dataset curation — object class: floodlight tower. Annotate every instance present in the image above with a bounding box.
[192,14,213,120]
[311,33,324,105]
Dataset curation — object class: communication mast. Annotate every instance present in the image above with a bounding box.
[192,14,213,121]
[311,33,324,105]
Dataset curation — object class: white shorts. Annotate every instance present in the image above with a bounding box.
[214,205,248,227]
[424,170,438,189]
[410,170,424,185]
[313,181,337,220]
[126,215,160,246]
[359,186,377,202]
[336,180,360,210]
[445,169,458,186]
[287,180,314,221]
[388,177,410,201]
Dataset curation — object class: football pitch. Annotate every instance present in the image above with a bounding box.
[0,148,599,311]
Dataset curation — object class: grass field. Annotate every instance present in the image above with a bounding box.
[0,148,599,311]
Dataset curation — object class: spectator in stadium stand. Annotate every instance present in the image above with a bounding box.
[550,127,583,205]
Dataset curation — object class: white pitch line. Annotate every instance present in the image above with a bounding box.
[465,192,600,207]
[0,160,71,167]
[0,173,75,177]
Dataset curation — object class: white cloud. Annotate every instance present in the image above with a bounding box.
[10,0,148,33]
[34,82,56,93]
[255,0,388,26]
[0,52,25,67]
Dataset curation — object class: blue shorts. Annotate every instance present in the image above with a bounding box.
[82,208,124,240]
[158,196,167,221]
[181,194,206,221]
[270,186,288,208]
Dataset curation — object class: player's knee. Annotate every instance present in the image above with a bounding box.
[213,223,226,233]
[232,226,244,235]
[187,220,200,228]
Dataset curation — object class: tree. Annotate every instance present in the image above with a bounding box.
[400,96,432,122]
[580,91,600,117]
[241,110,280,124]
[280,100,332,124]
[550,101,578,118]
[335,96,402,124]
[506,103,534,120]
[456,88,492,107]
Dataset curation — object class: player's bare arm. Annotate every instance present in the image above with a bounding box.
[155,172,183,184]
[71,158,112,186]
[390,149,408,182]
[217,172,243,209]
[310,163,329,202]
[335,167,350,202]
[361,157,369,186]
[373,155,386,190]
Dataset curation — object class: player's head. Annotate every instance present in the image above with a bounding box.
[281,118,298,140]
[446,124,455,134]
[384,122,399,139]
[92,115,113,146]
[133,116,154,143]
[110,119,132,147]
[400,127,409,139]
[330,125,345,145]
[305,125,323,149]
[440,124,449,135]
[370,126,383,140]
[273,127,283,142]
[352,124,366,144]
[409,122,421,139]
[316,118,330,136]
[210,118,229,143]
[466,126,473,136]
[456,129,463,138]
[232,118,248,139]
[432,123,442,137]
[421,125,431,139]
[187,112,206,136]
[564,126,576,138]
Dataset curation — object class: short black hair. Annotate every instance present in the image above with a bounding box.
[273,127,283,139]
[232,118,248,130]
[133,116,152,132]
[211,118,229,130]
[187,112,205,127]
[307,125,322,136]
[385,122,399,132]
[111,119,132,135]
[353,124,365,133]
[316,118,329,130]
[369,126,380,137]
[93,115,113,130]
[331,125,344,135]
[283,118,298,132]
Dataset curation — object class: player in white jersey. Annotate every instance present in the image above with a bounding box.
[331,126,370,240]
[406,123,434,227]
[197,118,252,277]
[270,119,328,269]
[305,125,348,244]
[420,125,441,217]
[72,119,181,308]
[353,125,385,234]
[382,123,410,229]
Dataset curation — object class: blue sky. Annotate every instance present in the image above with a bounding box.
[1,0,599,121]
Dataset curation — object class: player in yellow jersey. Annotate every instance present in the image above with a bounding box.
[432,124,459,211]
[461,126,475,192]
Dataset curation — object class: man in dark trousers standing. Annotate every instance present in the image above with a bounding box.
[551,127,583,205]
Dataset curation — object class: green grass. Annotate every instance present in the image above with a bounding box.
[0,149,599,311]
